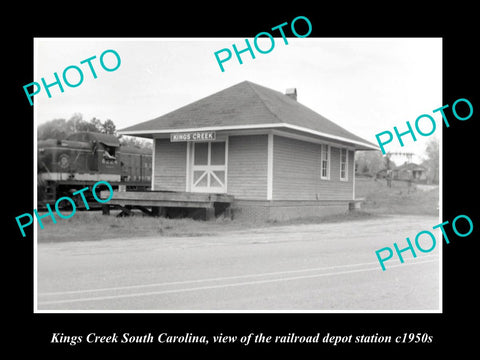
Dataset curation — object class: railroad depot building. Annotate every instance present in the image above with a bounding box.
[119,81,379,221]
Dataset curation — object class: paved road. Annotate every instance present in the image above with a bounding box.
[37,215,440,311]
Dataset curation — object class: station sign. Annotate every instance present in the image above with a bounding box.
[170,131,216,142]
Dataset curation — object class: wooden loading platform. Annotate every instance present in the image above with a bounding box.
[100,190,234,220]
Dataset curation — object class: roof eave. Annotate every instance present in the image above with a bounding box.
[119,123,380,151]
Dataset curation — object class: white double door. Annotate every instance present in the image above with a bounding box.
[190,141,227,193]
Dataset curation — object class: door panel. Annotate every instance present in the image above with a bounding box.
[192,141,226,193]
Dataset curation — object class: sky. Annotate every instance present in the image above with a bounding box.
[34,37,442,163]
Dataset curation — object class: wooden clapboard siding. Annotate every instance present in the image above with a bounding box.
[227,135,268,200]
[272,135,353,200]
[153,138,186,191]
[272,135,318,200]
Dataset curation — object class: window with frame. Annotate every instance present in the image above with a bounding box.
[320,144,330,179]
[340,148,348,181]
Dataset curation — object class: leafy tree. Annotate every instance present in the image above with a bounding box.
[88,117,103,132]
[65,113,86,133]
[355,150,385,175]
[37,118,69,140]
[101,119,116,135]
[39,114,117,139]
[118,135,152,149]
[422,137,439,184]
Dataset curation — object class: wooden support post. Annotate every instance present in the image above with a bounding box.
[205,207,215,221]
[102,205,110,215]
[223,206,232,220]
[151,206,166,217]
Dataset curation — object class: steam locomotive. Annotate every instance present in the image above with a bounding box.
[37,131,152,208]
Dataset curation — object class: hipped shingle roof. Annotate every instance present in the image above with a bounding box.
[120,81,378,150]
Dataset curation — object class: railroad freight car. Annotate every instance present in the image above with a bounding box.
[37,131,152,208]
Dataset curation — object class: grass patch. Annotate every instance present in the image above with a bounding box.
[356,177,439,216]
[37,211,242,243]
[36,209,379,243]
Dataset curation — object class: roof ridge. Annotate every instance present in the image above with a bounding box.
[244,81,285,125]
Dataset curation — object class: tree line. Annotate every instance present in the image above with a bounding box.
[355,137,439,184]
